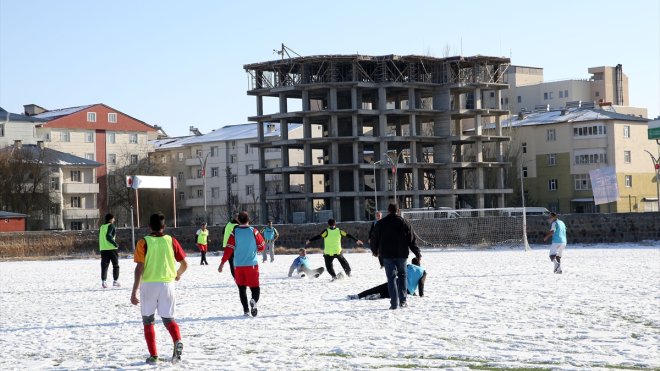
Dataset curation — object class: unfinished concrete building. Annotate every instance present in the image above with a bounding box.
[244,54,512,222]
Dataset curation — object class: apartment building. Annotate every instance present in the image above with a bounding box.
[151,123,322,225]
[0,107,47,147]
[1,141,101,230]
[484,64,647,118]
[22,104,157,221]
[502,107,656,213]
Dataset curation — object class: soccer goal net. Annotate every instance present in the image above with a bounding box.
[400,208,531,249]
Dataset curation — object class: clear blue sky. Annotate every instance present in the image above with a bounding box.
[1,0,658,137]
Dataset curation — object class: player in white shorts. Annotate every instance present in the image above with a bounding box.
[131,212,188,364]
[543,212,567,274]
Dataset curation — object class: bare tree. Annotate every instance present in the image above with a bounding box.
[0,147,56,230]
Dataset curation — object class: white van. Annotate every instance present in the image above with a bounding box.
[501,207,551,217]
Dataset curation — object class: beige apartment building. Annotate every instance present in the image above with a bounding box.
[18,104,158,227]
[0,107,48,148]
[151,123,323,225]
[485,64,647,118]
[502,107,656,213]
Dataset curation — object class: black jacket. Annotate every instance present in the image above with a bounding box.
[371,213,421,260]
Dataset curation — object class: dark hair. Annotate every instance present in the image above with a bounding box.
[238,211,250,224]
[387,203,398,214]
[550,212,558,218]
[299,248,306,253]
[104,213,114,223]
[327,218,336,226]
[411,257,420,266]
[149,212,165,231]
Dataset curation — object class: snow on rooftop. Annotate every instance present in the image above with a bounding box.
[502,107,648,128]
[153,123,301,149]
[32,105,94,119]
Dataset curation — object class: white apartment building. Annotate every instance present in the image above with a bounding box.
[1,141,101,230]
[484,64,647,118]
[0,107,47,147]
[152,123,323,225]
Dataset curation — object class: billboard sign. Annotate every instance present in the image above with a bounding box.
[589,166,619,205]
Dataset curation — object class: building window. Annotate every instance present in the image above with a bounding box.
[196,149,202,157]
[245,144,250,154]
[197,189,203,198]
[211,187,219,198]
[623,125,630,138]
[177,172,184,182]
[231,141,236,149]
[595,91,600,97]
[70,221,83,230]
[70,170,81,182]
[246,185,254,195]
[85,153,94,161]
[196,168,203,178]
[211,167,219,177]
[574,174,591,190]
[108,153,117,165]
[543,92,548,100]
[178,152,184,161]
[549,92,553,99]
[574,124,607,137]
[61,131,71,142]
[559,91,563,98]
[522,142,527,153]
[564,90,568,98]
[230,154,237,163]
[178,192,185,201]
[211,146,218,157]
[108,113,117,123]
[624,150,631,163]
[50,177,59,190]
[107,132,116,144]
[625,175,632,188]
[522,167,528,178]
[548,179,558,191]
[547,153,556,166]
[231,175,238,183]
[0,123,4,137]
[87,112,96,122]
[245,164,253,175]
[517,96,521,103]
[575,153,607,164]
[489,92,495,98]
[130,154,138,164]
[71,196,82,208]
[546,129,556,141]
[84,131,94,143]
[129,133,138,144]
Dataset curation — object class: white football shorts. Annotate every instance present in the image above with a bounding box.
[140,282,176,318]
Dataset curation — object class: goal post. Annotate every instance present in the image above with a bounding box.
[400,208,532,250]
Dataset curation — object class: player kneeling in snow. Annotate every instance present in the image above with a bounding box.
[288,248,324,278]
[348,257,426,301]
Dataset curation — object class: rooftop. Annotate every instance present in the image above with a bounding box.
[2,144,102,167]
[502,107,648,128]
[153,123,301,150]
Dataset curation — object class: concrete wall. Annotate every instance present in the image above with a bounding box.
[1,214,659,258]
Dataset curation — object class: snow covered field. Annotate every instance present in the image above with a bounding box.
[1,244,659,370]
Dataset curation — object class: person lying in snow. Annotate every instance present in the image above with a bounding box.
[347,257,426,300]
[288,248,324,278]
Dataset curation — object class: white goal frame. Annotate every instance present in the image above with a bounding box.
[400,207,531,250]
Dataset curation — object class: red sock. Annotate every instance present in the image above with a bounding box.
[143,324,157,356]
[165,321,181,343]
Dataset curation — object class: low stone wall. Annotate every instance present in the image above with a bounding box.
[1,213,658,258]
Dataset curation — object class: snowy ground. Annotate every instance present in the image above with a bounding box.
[1,244,659,371]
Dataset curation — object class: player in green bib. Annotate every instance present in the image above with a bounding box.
[99,213,120,288]
[222,214,238,277]
[131,212,188,364]
[196,222,210,265]
[306,218,363,280]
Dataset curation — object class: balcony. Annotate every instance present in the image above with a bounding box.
[62,182,99,194]
[186,178,204,186]
[63,208,100,220]
[185,158,201,166]
[185,198,205,207]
